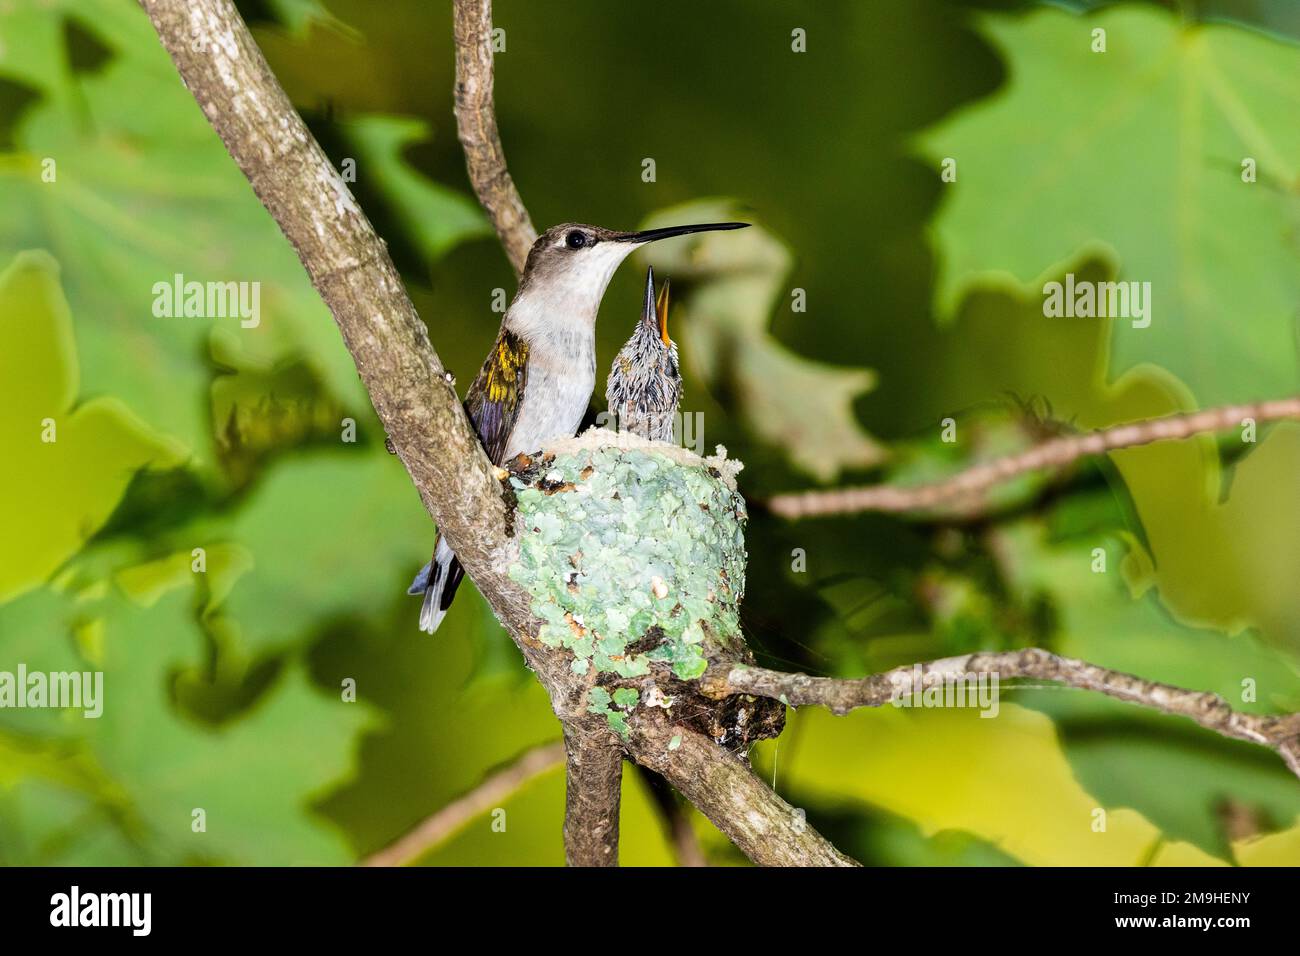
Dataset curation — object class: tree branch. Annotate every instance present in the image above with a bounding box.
[767,398,1300,520]
[709,649,1300,778]
[361,741,565,867]
[628,717,859,866]
[561,725,623,866]
[452,0,537,275]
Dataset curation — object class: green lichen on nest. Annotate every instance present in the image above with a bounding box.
[507,444,748,725]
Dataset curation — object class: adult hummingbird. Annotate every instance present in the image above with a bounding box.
[606,266,682,443]
[410,220,749,632]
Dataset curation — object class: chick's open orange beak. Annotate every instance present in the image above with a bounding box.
[656,279,671,347]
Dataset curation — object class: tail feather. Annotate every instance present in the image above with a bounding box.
[411,536,465,634]
[407,562,433,595]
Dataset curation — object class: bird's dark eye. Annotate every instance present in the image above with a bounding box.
[565,230,589,250]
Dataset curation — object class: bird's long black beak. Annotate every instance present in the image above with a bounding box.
[615,221,749,243]
[641,266,657,328]
[639,267,672,346]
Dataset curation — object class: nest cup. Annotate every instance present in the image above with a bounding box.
[506,429,784,748]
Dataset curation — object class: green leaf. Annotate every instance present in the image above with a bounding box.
[0,0,368,457]
[0,251,183,607]
[1111,422,1300,652]
[0,776,140,866]
[999,518,1300,708]
[783,703,1224,866]
[339,115,490,266]
[0,582,373,864]
[185,451,433,656]
[922,6,1300,408]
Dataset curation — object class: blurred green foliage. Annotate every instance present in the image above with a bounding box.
[924,5,1300,408]
[0,0,1297,866]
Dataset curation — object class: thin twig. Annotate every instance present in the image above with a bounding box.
[452,0,537,275]
[361,742,565,866]
[712,649,1300,778]
[767,398,1300,519]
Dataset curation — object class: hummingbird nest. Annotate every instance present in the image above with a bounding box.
[505,427,784,751]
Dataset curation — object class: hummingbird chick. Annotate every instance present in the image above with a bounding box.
[606,267,681,443]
